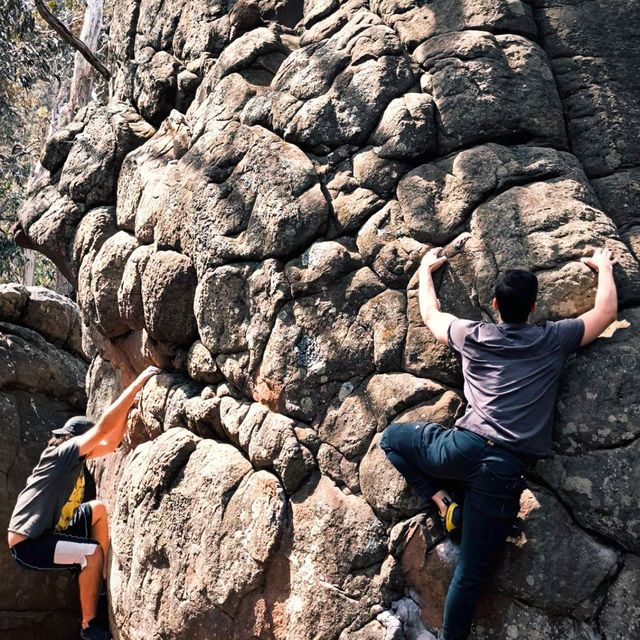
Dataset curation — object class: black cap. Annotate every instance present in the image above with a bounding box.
[51,416,94,437]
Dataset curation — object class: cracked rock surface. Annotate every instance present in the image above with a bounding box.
[11,1,640,638]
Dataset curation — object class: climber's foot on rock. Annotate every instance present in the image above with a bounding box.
[440,497,462,534]
[80,619,111,640]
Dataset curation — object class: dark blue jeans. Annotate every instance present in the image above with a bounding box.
[380,422,526,640]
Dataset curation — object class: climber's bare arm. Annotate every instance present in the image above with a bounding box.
[419,248,458,345]
[77,366,161,458]
[578,248,618,346]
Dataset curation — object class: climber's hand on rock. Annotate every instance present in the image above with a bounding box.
[581,247,617,273]
[420,247,448,273]
[138,365,162,384]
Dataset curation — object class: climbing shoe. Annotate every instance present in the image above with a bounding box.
[441,497,462,534]
[80,619,112,640]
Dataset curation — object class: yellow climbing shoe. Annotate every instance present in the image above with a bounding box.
[442,497,462,534]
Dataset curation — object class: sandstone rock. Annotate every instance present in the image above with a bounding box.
[402,283,464,386]
[175,122,329,273]
[328,187,385,236]
[300,0,367,46]
[370,93,437,161]
[13,0,640,637]
[491,489,619,618]
[361,145,640,320]
[194,73,261,133]
[317,442,361,493]
[285,239,364,296]
[195,259,286,357]
[553,311,640,453]
[319,373,456,461]
[473,596,600,640]
[58,102,155,207]
[276,473,389,639]
[415,32,567,154]
[173,0,232,61]
[592,169,640,234]
[90,231,139,338]
[0,322,86,404]
[270,11,415,150]
[372,0,536,50]
[599,554,640,640]
[535,439,640,554]
[110,428,287,640]
[353,149,410,198]
[16,182,83,283]
[247,408,316,493]
[0,284,83,357]
[71,205,117,276]
[204,28,289,88]
[40,118,88,173]
[186,341,222,384]
[134,50,184,125]
[141,251,198,346]
[255,268,387,421]
[531,0,640,178]
[459,180,640,320]
[360,433,427,522]
[116,110,191,235]
[118,244,155,331]
[403,488,615,637]
[624,226,640,262]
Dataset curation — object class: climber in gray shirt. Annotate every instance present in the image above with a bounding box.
[8,365,161,640]
[381,247,618,640]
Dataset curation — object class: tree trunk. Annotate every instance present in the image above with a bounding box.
[22,249,35,286]
[34,0,110,81]
[67,0,104,120]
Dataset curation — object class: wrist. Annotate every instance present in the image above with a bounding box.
[419,263,434,277]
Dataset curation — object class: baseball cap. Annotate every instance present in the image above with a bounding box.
[51,416,95,437]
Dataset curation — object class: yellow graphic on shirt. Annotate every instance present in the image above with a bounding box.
[56,471,85,532]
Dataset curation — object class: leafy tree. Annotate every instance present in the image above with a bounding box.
[0,1,86,285]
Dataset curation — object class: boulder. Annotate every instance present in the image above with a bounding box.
[402,488,618,636]
[109,428,288,640]
[531,0,640,178]
[599,554,640,639]
[269,11,415,150]
[535,439,640,554]
[415,31,567,154]
[58,102,155,207]
[553,311,640,453]
[372,0,536,50]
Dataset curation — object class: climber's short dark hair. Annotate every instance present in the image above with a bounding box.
[495,269,538,323]
[47,433,72,448]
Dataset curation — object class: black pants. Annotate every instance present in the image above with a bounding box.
[380,422,526,640]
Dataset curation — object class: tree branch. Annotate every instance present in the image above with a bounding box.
[34,0,111,81]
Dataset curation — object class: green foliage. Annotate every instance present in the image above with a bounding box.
[0,1,80,286]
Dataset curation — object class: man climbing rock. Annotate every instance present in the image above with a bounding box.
[7,365,161,640]
[381,247,618,640]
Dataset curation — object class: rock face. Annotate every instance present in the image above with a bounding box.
[0,284,88,639]
[13,1,640,639]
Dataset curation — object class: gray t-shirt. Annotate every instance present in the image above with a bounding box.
[8,439,84,538]
[448,318,585,458]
